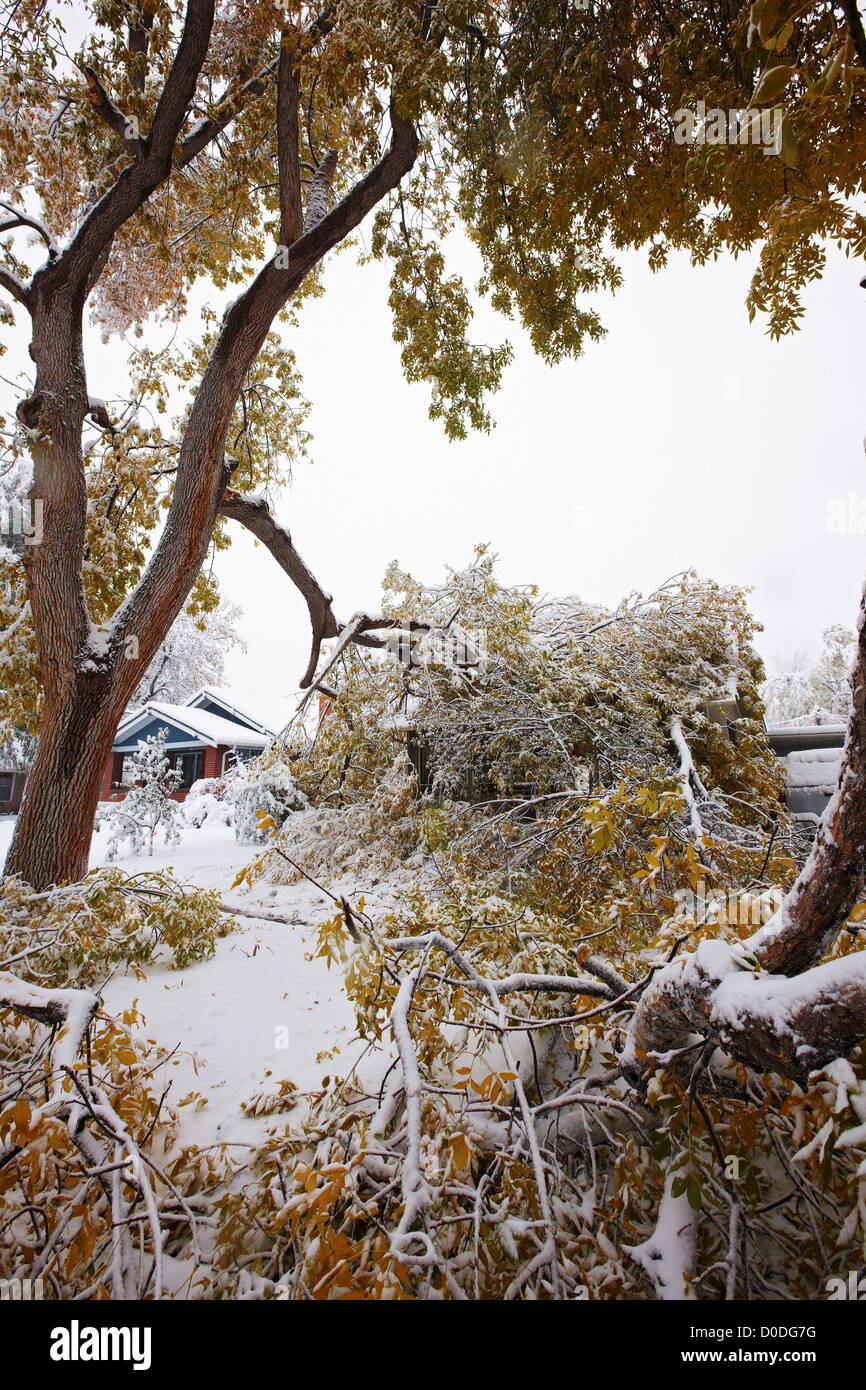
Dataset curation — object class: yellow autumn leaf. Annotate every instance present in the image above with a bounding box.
[13,1097,31,1132]
[752,63,796,104]
[449,1133,470,1169]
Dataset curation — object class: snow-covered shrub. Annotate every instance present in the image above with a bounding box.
[184,776,235,830]
[100,729,183,857]
[225,755,307,844]
[262,760,420,881]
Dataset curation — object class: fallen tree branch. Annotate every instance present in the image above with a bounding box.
[624,571,866,1084]
[0,971,99,1045]
[218,488,340,687]
[623,940,866,1086]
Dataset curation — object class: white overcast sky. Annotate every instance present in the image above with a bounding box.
[210,229,866,697]
[7,184,865,701]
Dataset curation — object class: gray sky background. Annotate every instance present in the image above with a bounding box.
[211,229,866,697]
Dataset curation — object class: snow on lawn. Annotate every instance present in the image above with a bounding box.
[0,816,383,1153]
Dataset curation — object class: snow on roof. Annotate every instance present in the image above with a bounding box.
[786,746,843,791]
[766,722,847,737]
[114,701,269,750]
[188,685,296,737]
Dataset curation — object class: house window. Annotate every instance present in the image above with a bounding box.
[0,773,13,802]
[169,752,203,789]
[227,747,258,768]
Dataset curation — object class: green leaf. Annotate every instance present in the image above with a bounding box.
[778,114,799,169]
[752,64,796,104]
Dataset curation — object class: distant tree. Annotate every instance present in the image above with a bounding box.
[102,729,183,858]
[131,598,246,706]
[811,624,859,717]
[763,625,857,723]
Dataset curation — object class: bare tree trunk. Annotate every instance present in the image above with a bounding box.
[4,286,109,886]
[4,689,120,886]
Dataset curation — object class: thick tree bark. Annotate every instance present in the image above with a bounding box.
[4,690,122,886]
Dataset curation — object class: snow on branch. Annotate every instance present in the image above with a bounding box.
[625,1171,696,1300]
[670,717,708,847]
[380,929,563,1296]
[218,487,340,687]
[0,971,99,1060]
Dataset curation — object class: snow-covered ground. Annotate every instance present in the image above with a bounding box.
[0,816,382,1152]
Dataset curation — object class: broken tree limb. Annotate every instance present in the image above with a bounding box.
[0,972,100,1084]
[82,65,144,155]
[0,971,99,1033]
[219,487,430,689]
[622,941,866,1085]
[218,487,340,687]
[624,575,866,1085]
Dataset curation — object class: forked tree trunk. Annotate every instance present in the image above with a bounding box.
[0,4,418,890]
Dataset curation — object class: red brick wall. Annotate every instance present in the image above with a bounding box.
[100,752,125,801]
[100,749,204,802]
[203,744,227,780]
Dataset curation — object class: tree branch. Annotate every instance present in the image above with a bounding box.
[277,32,303,245]
[303,149,338,233]
[174,9,333,172]
[0,266,31,309]
[841,0,866,71]
[43,0,215,301]
[218,487,339,686]
[0,972,99,1046]
[0,200,58,258]
[126,1,156,92]
[82,66,144,156]
[175,60,276,168]
[624,942,866,1085]
[113,99,418,700]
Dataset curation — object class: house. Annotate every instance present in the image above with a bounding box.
[0,728,36,813]
[765,720,846,817]
[0,767,28,814]
[101,686,294,802]
[700,691,847,818]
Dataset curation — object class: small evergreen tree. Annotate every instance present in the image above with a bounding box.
[102,730,183,859]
